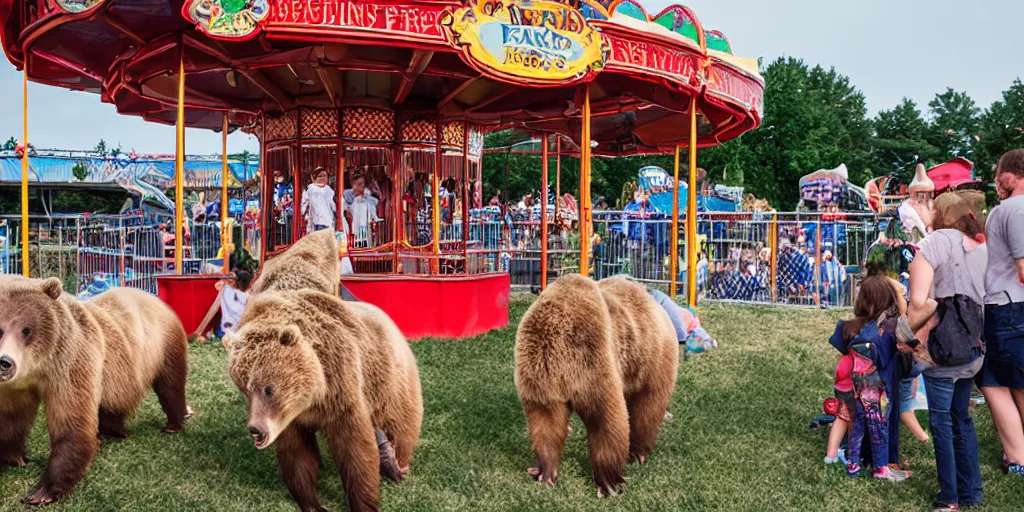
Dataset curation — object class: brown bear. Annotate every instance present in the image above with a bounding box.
[0,276,190,505]
[514,274,679,497]
[224,289,422,512]
[250,229,340,296]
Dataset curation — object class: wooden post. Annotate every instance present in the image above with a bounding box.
[686,100,698,307]
[579,85,591,277]
[174,51,186,275]
[540,133,549,290]
[20,69,29,277]
[221,113,230,274]
[669,145,681,297]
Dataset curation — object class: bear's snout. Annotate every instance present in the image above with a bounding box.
[0,355,15,381]
[248,425,268,448]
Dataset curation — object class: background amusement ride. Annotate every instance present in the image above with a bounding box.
[0,0,764,337]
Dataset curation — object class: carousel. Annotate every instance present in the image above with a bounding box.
[1,0,763,337]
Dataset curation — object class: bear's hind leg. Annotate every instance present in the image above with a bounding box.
[325,408,380,512]
[626,387,672,464]
[523,400,570,486]
[575,393,629,498]
[0,394,39,469]
[153,335,190,434]
[98,408,130,439]
[275,425,326,512]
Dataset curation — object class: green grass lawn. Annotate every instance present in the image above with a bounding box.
[1,299,1020,511]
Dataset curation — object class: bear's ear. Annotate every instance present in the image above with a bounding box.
[279,325,301,347]
[40,278,63,300]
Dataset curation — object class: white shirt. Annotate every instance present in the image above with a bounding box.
[302,183,336,228]
[346,190,380,241]
[220,284,248,334]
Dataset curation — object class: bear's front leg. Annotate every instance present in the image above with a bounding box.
[0,392,39,470]
[275,425,326,512]
[326,406,380,512]
[23,388,100,506]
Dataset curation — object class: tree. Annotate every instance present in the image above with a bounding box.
[71,161,89,181]
[870,98,940,181]
[926,88,981,162]
[977,79,1024,183]
[701,58,873,210]
[94,139,107,156]
[3,137,17,151]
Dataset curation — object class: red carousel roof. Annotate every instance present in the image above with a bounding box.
[1,0,764,154]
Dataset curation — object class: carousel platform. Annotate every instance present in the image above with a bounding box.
[340,273,510,340]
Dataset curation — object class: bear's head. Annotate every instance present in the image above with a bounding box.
[224,323,327,450]
[0,277,64,385]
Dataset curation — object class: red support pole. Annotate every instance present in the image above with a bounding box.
[540,133,549,290]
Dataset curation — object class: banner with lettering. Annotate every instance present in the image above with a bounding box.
[442,0,608,85]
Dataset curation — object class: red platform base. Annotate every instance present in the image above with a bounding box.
[156,274,223,335]
[340,273,510,340]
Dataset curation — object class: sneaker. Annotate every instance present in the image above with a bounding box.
[1008,464,1024,476]
[933,505,959,512]
[847,462,861,477]
[837,448,847,465]
[874,466,908,482]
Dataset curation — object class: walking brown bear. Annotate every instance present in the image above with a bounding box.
[514,274,679,497]
[0,276,190,505]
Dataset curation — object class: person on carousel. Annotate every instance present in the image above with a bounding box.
[301,166,337,234]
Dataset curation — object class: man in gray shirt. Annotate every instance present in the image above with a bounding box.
[978,148,1024,478]
[985,153,1024,306]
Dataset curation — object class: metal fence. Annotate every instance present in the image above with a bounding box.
[1,210,888,308]
[0,214,239,295]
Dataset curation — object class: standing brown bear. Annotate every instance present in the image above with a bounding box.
[514,274,679,497]
[224,289,423,512]
[250,229,340,296]
[0,276,190,505]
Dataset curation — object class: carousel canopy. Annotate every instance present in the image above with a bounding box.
[1,0,763,155]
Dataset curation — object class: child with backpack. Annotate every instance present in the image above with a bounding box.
[829,275,909,482]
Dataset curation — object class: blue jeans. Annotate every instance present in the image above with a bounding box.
[924,375,983,506]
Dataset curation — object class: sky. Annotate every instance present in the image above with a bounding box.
[0,0,1020,154]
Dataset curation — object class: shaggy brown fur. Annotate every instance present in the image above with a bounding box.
[514,274,679,497]
[0,277,189,505]
[251,229,340,296]
[225,290,422,512]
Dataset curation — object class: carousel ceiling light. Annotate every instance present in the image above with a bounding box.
[226,70,237,88]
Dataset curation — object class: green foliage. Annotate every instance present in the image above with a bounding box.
[926,88,981,163]
[93,139,107,156]
[977,79,1024,183]
[3,137,17,151]
[71,160,89,181]
[871,98,941,182]
[700,58,872,210]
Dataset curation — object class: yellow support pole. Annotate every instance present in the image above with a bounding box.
[686,101,698,308]
[431,120,442,274]
[174,52,186,275]
[669,145,681,297]
[221,113,230,275]
[579,85,591,277]
[20,70,29,277]
[540,133,549,290]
